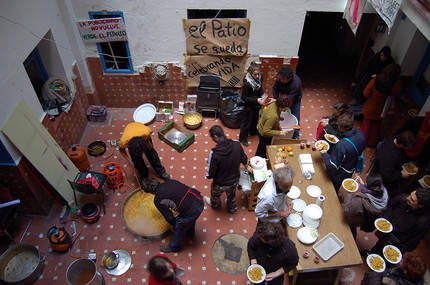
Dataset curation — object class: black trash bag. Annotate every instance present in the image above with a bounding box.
[219,89,245,129]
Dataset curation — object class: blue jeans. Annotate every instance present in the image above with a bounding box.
[168,202,204,251]
[291,100,301,139]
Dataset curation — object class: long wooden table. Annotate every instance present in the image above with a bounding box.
[267,144,362,285]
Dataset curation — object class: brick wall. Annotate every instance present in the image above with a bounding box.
[259,56,299,97]
[42,64,90,152]
[87,58,188,107]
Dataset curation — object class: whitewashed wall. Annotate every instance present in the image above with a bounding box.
[0,0,76,162]
[69,0,348,66]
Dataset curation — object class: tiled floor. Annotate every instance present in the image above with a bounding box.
[3,71,428,285]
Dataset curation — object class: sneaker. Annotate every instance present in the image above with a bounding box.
[159,172,171,180]
[240,140,250,147]
[160,245,178,253]
[203,196,212,206]
[228,207,238,214]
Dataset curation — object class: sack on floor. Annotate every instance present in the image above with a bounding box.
[219,90,245,129]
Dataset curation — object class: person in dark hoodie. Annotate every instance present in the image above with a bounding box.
[321,113,365,191]
[206,125,248,213]
[143,179,203,253]
[272,66,303,139]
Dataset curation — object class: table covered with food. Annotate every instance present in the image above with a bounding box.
[267,143,362,284]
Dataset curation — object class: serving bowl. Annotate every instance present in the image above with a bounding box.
[183,112,202,129]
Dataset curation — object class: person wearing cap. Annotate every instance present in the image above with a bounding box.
[119,122,170,181]
[272,66,303,139]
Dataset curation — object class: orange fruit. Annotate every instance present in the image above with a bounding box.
[287,146,293,152]
[282,153,287,158]
[281,145,286,151]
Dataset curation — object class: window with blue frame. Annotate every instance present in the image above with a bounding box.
[89,11,133,74]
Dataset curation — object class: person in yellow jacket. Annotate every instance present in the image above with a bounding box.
[255,94,292,158]
[119,122,170,181]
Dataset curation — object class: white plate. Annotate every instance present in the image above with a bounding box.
[314,140,330,151]
[287,213,302,228]
[287,186,301,199]
[374,218,393,233]
[367,254,386,273]
[324,134,339,144]
[247,264,266,283]
[383,245,402,264]
[133,103,156,124]
[306,185,322,198]
[342,178,359,193]
[297,227,319,244]
[293,199,307,212]
[280,112,298,131]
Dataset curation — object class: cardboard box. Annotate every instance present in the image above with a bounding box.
[158,121,194,152]
[156,101,174,122]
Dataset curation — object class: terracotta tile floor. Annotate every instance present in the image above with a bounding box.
[4,74,428,285]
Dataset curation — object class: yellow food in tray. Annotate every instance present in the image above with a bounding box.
[369,255,384,271]
[123,190,170,236]
[376,219,392,232]
[324,134,338,143]
[248,267,263,282]
[384,247,400,263]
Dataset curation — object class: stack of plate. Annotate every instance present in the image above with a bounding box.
[302,204,323,229]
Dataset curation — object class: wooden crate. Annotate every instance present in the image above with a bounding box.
[158,121,194,152]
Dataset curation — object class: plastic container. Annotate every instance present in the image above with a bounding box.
[67,144,90,172]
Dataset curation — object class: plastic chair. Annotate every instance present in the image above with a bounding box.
[68,171,107,214]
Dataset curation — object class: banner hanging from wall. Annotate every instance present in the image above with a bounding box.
[184,55,248,88]
[182,18,250,56]
[76,17,128,43]
[369,0,402,30]
[344,0,367,34]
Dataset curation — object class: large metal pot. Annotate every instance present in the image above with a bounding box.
[66,258,103,285]
[0,244,44,284]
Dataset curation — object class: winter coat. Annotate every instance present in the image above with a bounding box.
[272,74,303,105]
[322,129,365,191]
[242,80,264,110]
[383,194,430,252]
[339,184,388,231]
[207,137,248,186]
[257,102,282,137]
[362,78,401,120]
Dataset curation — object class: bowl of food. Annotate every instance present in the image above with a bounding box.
[374,218,393,233]
[402,163,418,175]
[324,134,339,144]
[247,264,266,283]
[418,175,430,188]
[314,140,330,151]
[367,254,386,273]
[383,245,402,264]
[342,178,359,192]
[87,140,106,157]
[102,251,120,270]
[183,112,203,129]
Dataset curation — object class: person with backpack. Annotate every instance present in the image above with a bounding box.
[320,113,365,191]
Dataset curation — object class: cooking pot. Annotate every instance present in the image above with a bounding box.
[0,244,44,284]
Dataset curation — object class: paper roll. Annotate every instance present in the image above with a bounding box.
[316,195,325,208]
